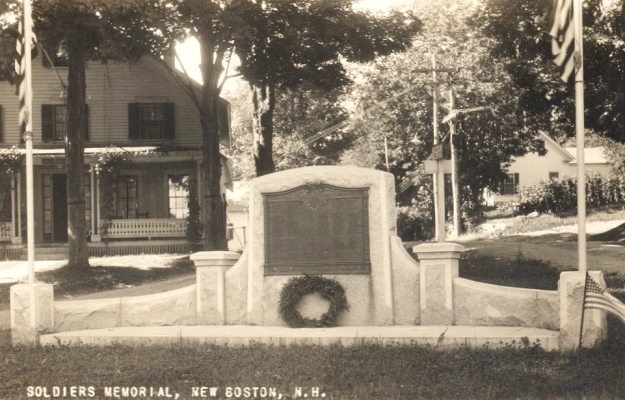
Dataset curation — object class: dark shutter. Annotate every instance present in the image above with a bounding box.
[514,173,520,194]
[41,105,54,141]
[84,104,90,141]
[0,105,3,142]
[218,98,231,148]
[128,103,141,140]
[163,102,175,140]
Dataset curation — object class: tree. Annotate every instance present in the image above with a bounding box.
[30,0,169,269]
[233,0,422,176]
[342,0,539,226]
[473,0,625,143]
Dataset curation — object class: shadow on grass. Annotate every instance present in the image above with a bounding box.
[0,257,195,307]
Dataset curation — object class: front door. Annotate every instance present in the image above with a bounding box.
[42,174,68,242]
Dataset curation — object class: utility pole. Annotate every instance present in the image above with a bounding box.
[442,92,494,239]
[449,89,460,239]
[415,54,451,242]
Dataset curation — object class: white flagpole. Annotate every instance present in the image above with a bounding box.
[573,0,586,272]
[23,0,36,283]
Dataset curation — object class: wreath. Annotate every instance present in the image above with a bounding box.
[278,275,350,328]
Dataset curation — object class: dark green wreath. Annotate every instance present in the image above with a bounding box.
[278,275,350,328]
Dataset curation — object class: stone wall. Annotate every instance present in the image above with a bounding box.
[54,285,197,332]
[453,278,559,329]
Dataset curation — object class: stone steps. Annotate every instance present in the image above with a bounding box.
[39,325,561,350]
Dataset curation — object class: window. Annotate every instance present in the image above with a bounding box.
[128,103,175,140]
[501,173,519,195]
[41,104,89,141]
[537,140,547,156]
[42,47,69,68]
[549,172,559,181]
[168,174,189,219]
[114,176,138,219]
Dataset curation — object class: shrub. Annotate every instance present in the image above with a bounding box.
[397,185,434,241]
[500,175,625,215]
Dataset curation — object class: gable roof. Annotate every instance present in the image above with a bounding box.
[538,131,575,162]
[564,147,608,165]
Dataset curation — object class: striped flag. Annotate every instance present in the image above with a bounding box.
[548,0,575,82]
[15,15,37,127]
[584,274,625,324]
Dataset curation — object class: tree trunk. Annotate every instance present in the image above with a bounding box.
[198,38,227,251]
[252,83,276,177]
[65,44,89,270]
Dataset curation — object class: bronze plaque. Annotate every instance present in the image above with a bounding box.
[263,183,370,275]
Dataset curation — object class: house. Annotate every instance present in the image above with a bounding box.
[490,131,612,205]
[0,50,233,260]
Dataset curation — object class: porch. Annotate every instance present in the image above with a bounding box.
[0,146,239,259]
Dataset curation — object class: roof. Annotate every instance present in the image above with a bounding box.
[564,147,608,165]
[538,131,575,161]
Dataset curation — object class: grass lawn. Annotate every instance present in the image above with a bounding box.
[0,254,195,308]
[485,204,625,235]
[2,251,625,398]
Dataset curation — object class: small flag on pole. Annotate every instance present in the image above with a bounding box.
[15,18,37,127]
[548,0,575,82]
[584,274,625,324]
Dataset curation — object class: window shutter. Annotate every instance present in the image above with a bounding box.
[128,103,141,140]
[0,105,3,142]
[41,105,54,141]
[514,173,520,193]
[84,104,90,141]
[163,102,175,140]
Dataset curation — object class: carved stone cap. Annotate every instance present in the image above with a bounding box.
[412,242,465,260]
[190,251,241,268]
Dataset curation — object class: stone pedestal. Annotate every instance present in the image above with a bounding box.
[10,283,54,345]
[559,271,607,350]
[413,242,464,326]
[191,251,241,325]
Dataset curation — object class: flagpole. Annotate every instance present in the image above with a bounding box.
[23,0,36,284]
[573,0,586,272]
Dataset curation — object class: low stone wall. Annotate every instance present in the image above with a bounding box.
[453,278,559,330]
[54,285,197,332]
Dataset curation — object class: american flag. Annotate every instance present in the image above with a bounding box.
[15,6,37,128]
[547,0,575,83]
[584,274,625,324]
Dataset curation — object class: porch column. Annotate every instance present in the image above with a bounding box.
[16,171,22,243]
[92,167,101,242]
[10,172,15,238]
[196,160,203,221]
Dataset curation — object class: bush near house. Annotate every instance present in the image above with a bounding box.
[499,175,625,215]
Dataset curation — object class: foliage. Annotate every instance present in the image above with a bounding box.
[343,0,539,230]
[499,175,625,215]
[0,146,24,175]
[231,0,423,176]
[473,0,625,143]
[278,275,349,328]
[396,180,435,241]
[93,147,133,228]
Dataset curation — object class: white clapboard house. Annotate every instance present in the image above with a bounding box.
[0,50,232,260]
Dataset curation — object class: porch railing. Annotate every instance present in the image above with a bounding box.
[103,218,187,239]
[0,222,11,241]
